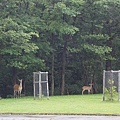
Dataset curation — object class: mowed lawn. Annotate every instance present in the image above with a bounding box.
[0,94,120,115]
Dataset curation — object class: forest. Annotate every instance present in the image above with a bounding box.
[0,0,120,98]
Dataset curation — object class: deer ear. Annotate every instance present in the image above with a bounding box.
[18,79,22,81]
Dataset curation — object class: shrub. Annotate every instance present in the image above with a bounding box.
[105,79,118,101]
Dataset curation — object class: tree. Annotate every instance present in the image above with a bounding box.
[95,0,120,70]
[0,0,48,97]
[44,0,84,95]
[0,0,120,97]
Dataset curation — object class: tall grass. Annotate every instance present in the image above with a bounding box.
[0,94,120,115]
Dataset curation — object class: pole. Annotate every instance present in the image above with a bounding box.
[118,70,120,101]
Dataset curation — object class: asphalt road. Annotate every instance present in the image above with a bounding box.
[0,115,120,120]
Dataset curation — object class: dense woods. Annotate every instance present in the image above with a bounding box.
[0,0,120,98]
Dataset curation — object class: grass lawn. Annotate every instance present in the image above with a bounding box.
[0,94,120,115]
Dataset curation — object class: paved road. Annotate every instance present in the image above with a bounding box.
[0,115,120,120]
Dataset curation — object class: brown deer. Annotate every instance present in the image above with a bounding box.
[13,79,23,98]
[82,84,93,95]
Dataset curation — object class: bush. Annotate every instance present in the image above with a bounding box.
[105,79,118,101]
[67,84,81,95]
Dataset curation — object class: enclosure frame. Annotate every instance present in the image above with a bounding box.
[33,71,49,99]
[103,70,120,101]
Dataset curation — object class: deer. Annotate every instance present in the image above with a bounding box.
[13,79,23,98]
[82,83,93,95]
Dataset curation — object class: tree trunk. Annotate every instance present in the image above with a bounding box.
[105,37,113,71]
[51,51,55,96]
[50,33,55,96]
[23,80,26,96]
[92,72,98,93]
[106,60,112,71]
[61,39,67,95]
[12,67,18,85]
[82,59,88,85]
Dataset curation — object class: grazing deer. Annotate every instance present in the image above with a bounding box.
[82,84,93,95]
[13,79,23,98]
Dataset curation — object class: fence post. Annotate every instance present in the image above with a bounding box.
[118,70,120,101]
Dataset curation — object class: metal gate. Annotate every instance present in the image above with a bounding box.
[33,71,49,99]
[103,70,120,101]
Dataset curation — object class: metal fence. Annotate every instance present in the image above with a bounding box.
[33,71,49,99]
[103,70,120,101]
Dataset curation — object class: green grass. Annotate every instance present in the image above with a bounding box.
[0,94,120,115]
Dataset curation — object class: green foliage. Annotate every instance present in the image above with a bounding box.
[48,21,79,35]
[105,79,118,101]
[0,0,120,96]
[84,44,112,55]
[67,84,81,94]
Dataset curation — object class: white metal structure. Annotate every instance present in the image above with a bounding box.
[33,71,49,99]
[103,70,120,101]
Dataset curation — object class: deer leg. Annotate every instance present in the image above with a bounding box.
[16,91,18,98]
[18,91,20,98]
[15,91,18,98]
[88,90,90,94]
[19,91,21,98]
[14,91,15,98]
[82,90,85,95]
[14,91,17,98]
[88,89,90,94]
[91,88,93,94]
[82,90,83,95]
